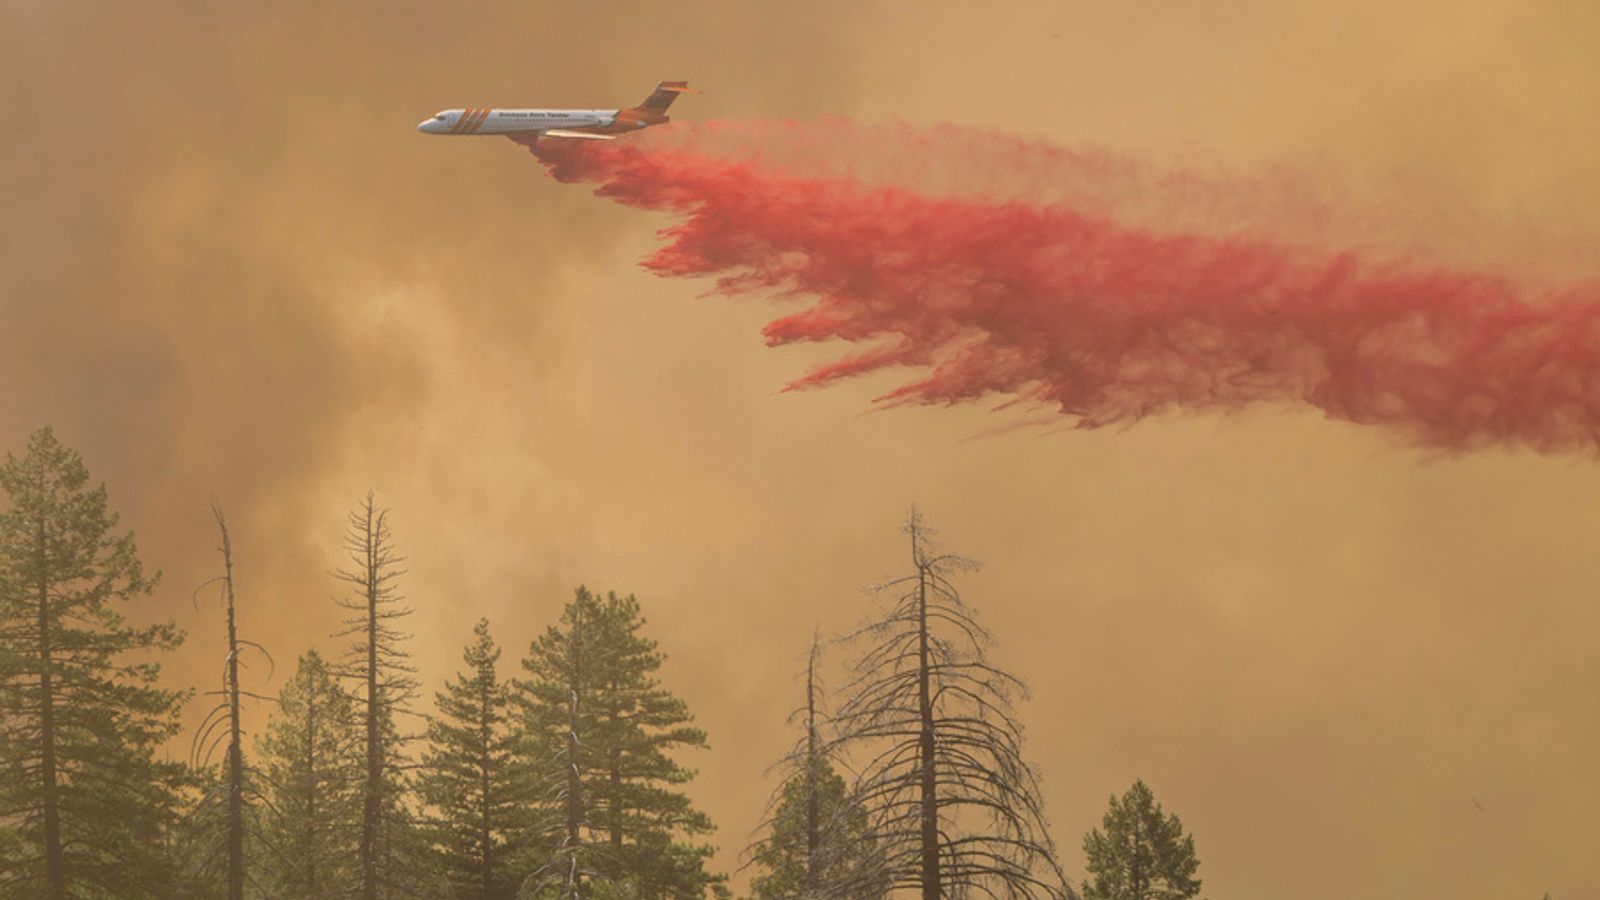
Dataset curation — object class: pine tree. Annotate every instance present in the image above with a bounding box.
[749,636,883,900]
[516,587,721,900]
[832,511,1071,900]
[0,427,188,899]
[1081,781,1201,900]
[515,586,607,900]
[591,591,717,900]
[418,619,528,900]
[751,763,877,900]
[254,650,362,899]
[332,493,431,899]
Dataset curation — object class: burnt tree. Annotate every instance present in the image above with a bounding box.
[333,492,424,900]
[185,503,272,898]
[749,634,883,900]
[832,511,1072,900]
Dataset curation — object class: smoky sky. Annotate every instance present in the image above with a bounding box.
[2,3,1598,899]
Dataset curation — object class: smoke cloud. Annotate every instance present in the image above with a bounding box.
[531,122,1600,454]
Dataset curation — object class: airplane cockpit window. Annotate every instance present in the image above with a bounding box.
[435,114,448,121]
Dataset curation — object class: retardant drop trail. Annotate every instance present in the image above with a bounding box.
[528,121,1600,454]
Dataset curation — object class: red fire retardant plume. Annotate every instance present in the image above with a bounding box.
[529,123,1600,453]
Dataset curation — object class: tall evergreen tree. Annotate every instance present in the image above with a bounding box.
[418,618,528,900]
[591,591,717,900]
[516,586,606,900]
[516,588,721,900]
[332,493,429,899]
[1081,781,1202,900]
[254,650,361,899]
[0,427,188,899]
[832,511,1071,900]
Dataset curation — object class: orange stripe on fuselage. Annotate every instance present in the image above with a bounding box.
[452,108,486,135]
[470,108,491,134]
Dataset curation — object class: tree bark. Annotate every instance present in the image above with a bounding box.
[361,508,381,900]
[566,599,585,900]
[219,514,245,900]
[305,678,320,895]
[481,685,494,900]
[804,638,820,890]
[917,557,941,900]
[608,673,623,856]
[36,506,65,900]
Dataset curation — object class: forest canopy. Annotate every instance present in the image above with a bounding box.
[0,427,1191,900]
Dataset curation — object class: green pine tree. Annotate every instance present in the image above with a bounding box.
[750,760,882,900]
[418,619,529,900]
[0,426,189,899]
[515,587,721,900]
[515,585,604,900]
[1081,780,1202,900]
[591,591,717,900]
[254,649,362,899]
[749,637,883,900]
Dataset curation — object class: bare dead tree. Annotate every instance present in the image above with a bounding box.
[186,502,273,899]
[803,634,823,887]
[333,491,424,900]
[746,634,885,900]
[831,511,1074,900]
[217,505,246,900]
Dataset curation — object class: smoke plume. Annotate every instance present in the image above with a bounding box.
[530,121,1600,454]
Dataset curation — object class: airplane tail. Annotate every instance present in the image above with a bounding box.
[634,81,691,117]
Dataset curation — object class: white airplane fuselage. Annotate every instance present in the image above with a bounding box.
[417,82,690,143]
[416,107,633,137]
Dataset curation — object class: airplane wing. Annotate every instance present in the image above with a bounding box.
[542,129,616,141]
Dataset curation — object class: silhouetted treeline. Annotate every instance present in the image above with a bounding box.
[0,429,721,900]
[0,427,1208,900]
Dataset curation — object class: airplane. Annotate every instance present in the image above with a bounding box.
[416,81,692,145]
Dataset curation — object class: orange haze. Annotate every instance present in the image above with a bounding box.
[1,3,1597,898]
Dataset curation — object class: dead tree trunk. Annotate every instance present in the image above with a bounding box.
[914,554,940,900]
[333,492,418,900]
[748,632,887,900]
[361,506,381,900]
[216,509,246,900]
[833,510,1075,900]
[186,503,275,894]
[805,635,821,889]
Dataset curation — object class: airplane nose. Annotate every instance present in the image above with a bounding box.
[416,120,432,133]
